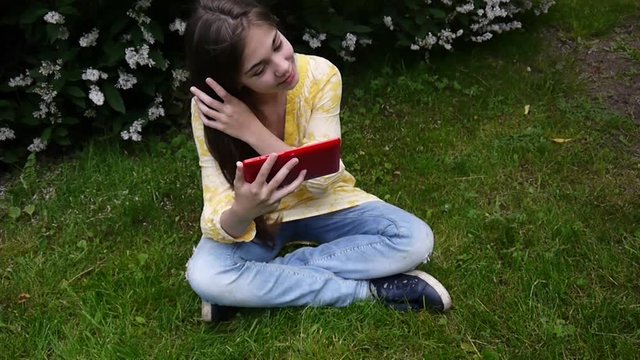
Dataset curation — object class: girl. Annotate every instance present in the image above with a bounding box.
[185,0,452,320]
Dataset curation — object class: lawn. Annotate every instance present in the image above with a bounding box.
[1,1,639,359]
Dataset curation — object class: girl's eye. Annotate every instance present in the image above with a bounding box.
[253,68,264,77]
[274,41,282,51]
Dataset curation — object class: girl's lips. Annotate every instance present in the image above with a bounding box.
[281,68,296,86]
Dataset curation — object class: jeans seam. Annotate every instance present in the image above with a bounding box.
[303,238,389,267]
[247,260,341,282]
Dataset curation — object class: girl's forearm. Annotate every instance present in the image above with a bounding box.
[219,206,255,239]
[244,123,293,155]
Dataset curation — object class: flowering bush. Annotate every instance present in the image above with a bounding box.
[0,0,554,165]
[0,0,191,164]
[267,0,555,62]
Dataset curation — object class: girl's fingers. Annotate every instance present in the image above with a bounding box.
[195,98,218,118]
[195,103,223,130]
[205,78,230,101]
[233,161,245,186]
[273,169,306,199]
[266,158,299,191]
[190,87,223,111]
[254,153,279,184]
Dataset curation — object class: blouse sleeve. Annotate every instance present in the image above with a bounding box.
[301,59,346,195]
[190,99,256,243]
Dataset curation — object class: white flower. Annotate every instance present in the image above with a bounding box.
[0,127,16,141]
[171,68,189,88]
[456,2,475,13]
[124,44,156,69]
[121,33,133,43]
[39,59,63,79]
[148,95,165,120]
[28,138,47,153]
[135,0,152,10]
[437,28,463,50]
[32,100,61,122]
[43,11,65,24]
[88,85,105,106]
[33,83,57,103]
[358,38,372,47]
[79,28,99,47]
[82,68,108,82]
[534,0,555,15]
[440,0,452,5]
[84,109,96,118]
[483,21,522,34]
[115,70,138,90]
[341,33,357,51]
[121,119,145,141]
[127,9,151,24]
[169,18,186,35]
[141,27,155,44]
[383,16,394,31]
[471,32,493,42]
[302,29,327,49]
[57,26,69,40]
[338,50,356,62]
[410,44,420,51]
[414,33,438,50]
[8,71,33,88]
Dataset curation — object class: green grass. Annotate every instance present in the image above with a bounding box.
[2,1,640,359]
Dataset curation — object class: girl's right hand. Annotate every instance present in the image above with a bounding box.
[230,154,307,220]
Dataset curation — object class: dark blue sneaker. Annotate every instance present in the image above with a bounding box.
[369,270,452,313]
[202,301,239,322]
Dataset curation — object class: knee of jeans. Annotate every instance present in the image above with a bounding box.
[185,254,234,304]
[397,219,434,267]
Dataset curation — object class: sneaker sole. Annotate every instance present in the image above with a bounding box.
[405,270,453,312]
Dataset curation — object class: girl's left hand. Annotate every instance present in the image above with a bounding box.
[190,78,260,142]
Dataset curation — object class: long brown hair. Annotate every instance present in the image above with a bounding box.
[185,0,280,244]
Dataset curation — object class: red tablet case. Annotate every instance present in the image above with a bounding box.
[242,138,341,185]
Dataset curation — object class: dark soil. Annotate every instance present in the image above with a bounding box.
[555,18,640,123]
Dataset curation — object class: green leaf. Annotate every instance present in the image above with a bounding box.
[460,341,476,354]
[428,8,447,19]
[69,96,87,109]
[54,137,71,146]
[65,86,85,98]
[46,24,58,43]
[141,80,156,96]
[102,84,126,114]
[54,127,69,137]
[58,6,80,16]
[8,207,21,219]
[41,127,53,141]
[149,50,168,70]
[137,253,149,265]
[103,41,125,66]
[62,116,80,125]
[348,25,373,33]
[0,109,15,121]
[24,204,36,216]
[19,6,48,24]
[147,22,164,43]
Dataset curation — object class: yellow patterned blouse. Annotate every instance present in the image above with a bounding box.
[191,54,379,243]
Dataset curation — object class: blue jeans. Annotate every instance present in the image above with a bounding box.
[186,201,434,308]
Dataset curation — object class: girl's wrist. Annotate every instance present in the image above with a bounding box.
[243,120,268,150]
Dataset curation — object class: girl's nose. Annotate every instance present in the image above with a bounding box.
[274,56,289,77]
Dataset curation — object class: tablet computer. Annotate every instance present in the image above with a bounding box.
[242,138,341,185]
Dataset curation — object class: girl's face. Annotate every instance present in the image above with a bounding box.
[239,24,298,95]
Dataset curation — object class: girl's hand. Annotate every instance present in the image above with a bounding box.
[190,78,260,142]
[230,154,307,220]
